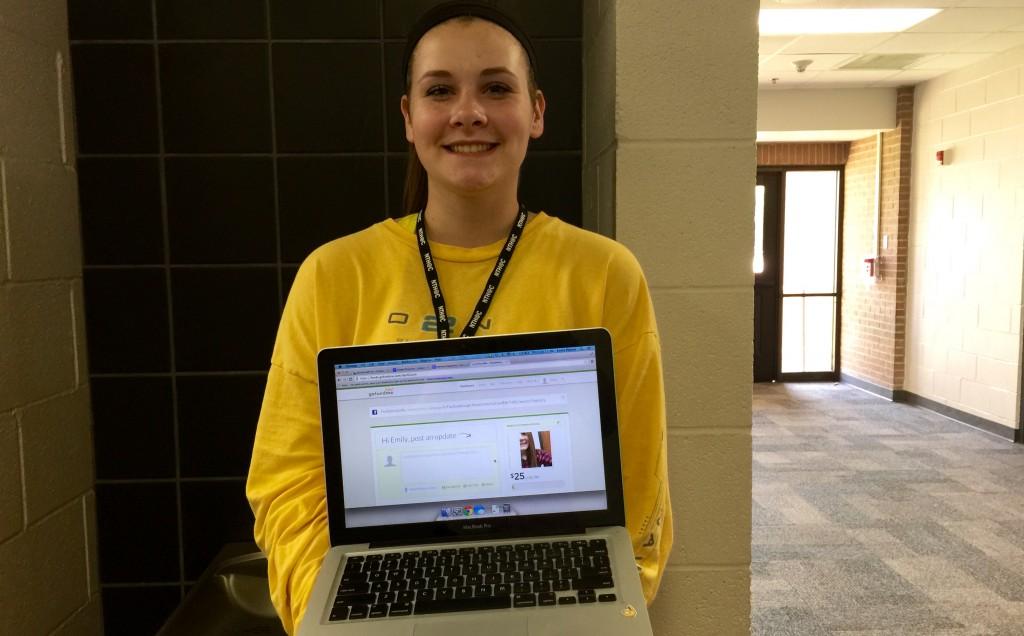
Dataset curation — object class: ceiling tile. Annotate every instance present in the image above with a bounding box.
[870,32,984,54]
[756,1,1024,88]
[760,53,857,71]
[757,0,961,7]
[790,81,883,90]
[758,70,820,88]
[953,0,1024,7]
[820,69,901,83]
[954,31,1024,53]
[760,36,796,56]
[831,0,959,7]
[908,8,1024,33]
[780,33,895,54]
[909,53,991,70]
[871,69,943,86]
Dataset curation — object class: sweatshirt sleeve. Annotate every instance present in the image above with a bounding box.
[615,331,673,605]
[603,249,673,605]
[246,258,330,635]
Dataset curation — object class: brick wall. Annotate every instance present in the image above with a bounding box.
[840,88,913,391]
[757,142,849,166]
[893,89,913,388]
[0,2,103,634]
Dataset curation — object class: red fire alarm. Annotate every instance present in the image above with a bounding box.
[936,150,945,166]
[863,257,875,277]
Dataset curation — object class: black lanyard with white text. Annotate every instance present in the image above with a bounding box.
[416,204,528,339]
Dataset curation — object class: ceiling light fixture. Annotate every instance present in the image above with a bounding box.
[759,8,941,36]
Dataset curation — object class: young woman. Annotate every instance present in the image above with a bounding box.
[246,4,672,633]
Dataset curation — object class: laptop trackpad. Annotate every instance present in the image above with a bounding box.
[413,616,527,636]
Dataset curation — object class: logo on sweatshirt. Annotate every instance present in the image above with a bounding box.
[385,312,492,333]
[420,315,491,333]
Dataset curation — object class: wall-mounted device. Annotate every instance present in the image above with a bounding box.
[863,256,876,279]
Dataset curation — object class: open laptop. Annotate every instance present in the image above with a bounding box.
[302,328,653,635]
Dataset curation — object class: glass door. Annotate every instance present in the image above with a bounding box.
[753,172,781,382]
[779,170,842,380]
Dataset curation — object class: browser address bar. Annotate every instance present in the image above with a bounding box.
[370,393,567,418]
[346,358,591,385]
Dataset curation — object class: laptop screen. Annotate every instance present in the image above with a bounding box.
[331,345,609,529]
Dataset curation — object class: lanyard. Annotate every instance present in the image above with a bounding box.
[416,204,528,339]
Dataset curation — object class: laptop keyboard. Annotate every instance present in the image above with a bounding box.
[329,538,617,621]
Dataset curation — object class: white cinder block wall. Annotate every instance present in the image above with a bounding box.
[0,2,103,634]
[585,1,757,634]
[908,44,1024,430]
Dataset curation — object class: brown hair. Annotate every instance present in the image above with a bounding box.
[401,16,539,217]
[521,432,539,469]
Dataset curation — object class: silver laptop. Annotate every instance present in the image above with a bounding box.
[302,328,653,635]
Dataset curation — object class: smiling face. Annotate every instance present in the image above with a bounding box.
[401,18,545,199]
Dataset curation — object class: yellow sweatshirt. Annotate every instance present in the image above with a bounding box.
[246,212,672,634]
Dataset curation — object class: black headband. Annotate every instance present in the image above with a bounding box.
[402,2,539,87]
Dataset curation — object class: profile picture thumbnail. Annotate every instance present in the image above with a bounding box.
[519,431,553,468]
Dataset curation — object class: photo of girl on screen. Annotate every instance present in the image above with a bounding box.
[520,431,553,468]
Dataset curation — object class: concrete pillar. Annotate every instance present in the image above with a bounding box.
[585,1,757,633]
[0,1,103,633]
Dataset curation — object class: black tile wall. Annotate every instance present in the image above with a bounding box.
[91,377,175,479]
[281,265,300,305]
[69,2,582,631]
[384,41,410,154]
[497,0,582,38]
[71,44,159,153]
[382,0,448,37]
[83,268,170,373]
[96,483,180,582]
[382,0,582,38]
[181,481,256,579]
[67,0,153,40]
[155,0,267,40]
[101,586,181,636]
[165,157,276,264]
[277,156,387,262]
[269,0,380,39]
[78,158,164,265]
[388,154,410,216]
[159,43,272,153]
[177,374,267,478]
[520,153,582,226]
[531,40,582,151]
[272,43,384,153]
[171,268,279,372]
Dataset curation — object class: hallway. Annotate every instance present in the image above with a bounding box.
[752,383,1024,635]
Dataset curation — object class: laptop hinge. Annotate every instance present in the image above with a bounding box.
[368,527,589,549]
